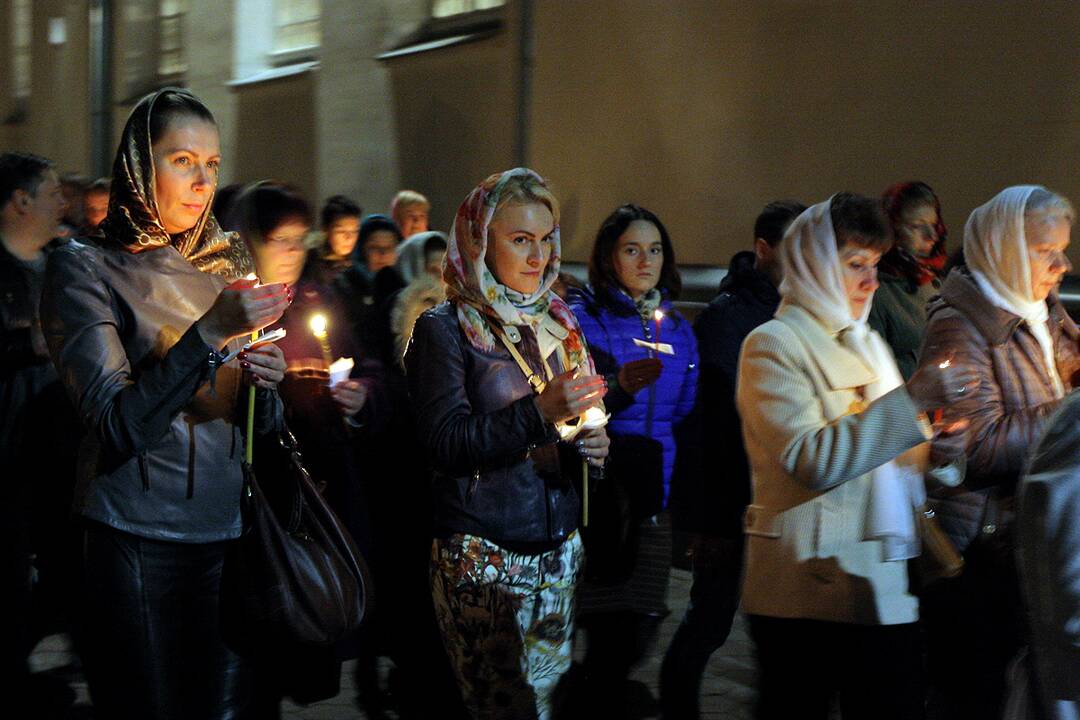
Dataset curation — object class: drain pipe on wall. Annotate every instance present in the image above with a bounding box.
[515,0,534,167]
[88,0,113,177]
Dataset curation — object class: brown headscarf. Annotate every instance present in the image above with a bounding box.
[98,88,253,280]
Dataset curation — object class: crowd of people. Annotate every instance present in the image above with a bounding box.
[3,86,1079,720]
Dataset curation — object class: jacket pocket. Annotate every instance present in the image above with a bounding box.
[744,504,782,538]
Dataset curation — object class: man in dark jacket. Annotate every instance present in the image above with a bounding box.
[0,152,80,711]
[660,200,805,719]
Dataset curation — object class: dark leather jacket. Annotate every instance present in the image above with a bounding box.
[405,302,580,548]
[43,238,278,543]
[1,238,75,522]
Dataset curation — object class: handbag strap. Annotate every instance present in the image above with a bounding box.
[489,322,554,395]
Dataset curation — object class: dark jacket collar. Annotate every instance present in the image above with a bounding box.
[718,251,780,306]
[934,266,1075,347]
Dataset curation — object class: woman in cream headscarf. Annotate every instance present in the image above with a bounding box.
[405,168,609,719]
[916,185,1080,720]
[736,193,973,719]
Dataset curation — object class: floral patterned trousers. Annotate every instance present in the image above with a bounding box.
[431,532,583,720]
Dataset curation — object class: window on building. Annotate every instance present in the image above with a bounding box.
[432,0,504,18]
[273,0,321,55]
[158,0,187,76]
[11,0,31,100]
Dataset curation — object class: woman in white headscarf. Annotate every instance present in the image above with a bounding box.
[916,186,1080,720]
[736,193,974,719]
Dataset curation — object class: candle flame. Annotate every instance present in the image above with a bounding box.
[938,359,951,369]
[654,309,664,321]
[309,313,328,337]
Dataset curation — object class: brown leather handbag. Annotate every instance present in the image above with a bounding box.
[221,428,373,655]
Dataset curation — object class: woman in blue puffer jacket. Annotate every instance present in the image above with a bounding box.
[568,204,699,711]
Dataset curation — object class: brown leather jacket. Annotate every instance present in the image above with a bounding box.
[919,267,1080,550]
[43,238,279,543]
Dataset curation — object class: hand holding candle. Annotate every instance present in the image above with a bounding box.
[906,350,979,412]
[197,273,290,349]
[617,357,663,394]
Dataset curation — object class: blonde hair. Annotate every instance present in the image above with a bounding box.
[390,189,430,216]
[1025,188,1075,227]
[489,172,560,226]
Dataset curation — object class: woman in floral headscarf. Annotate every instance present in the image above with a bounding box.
[42,89,290,719]
[405,168,609,719]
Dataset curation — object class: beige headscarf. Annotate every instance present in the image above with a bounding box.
[780,197,925,561]
[964,185,1065,398]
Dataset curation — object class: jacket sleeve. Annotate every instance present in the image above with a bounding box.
[405,310,559,475]
[673,320,699,425]
[42,248,219,461]
[737,326,926,492]
[573,301,635,415]
[919,311,1060,490]
[687,303,750,536]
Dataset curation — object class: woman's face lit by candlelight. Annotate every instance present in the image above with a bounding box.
[839,243,882,318]
[250,218,309,286]
[1026,217,1072,301]
[151,117,220,235]
[613,220,663,300]
[485,201,554,295]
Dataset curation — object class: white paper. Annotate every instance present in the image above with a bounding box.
[328,357,354,387]
[632,338,675,355]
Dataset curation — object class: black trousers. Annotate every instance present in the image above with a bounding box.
[659,536,744,719]
[82,522,249,720]
[748,614,924,720]
[921,536,1023,720]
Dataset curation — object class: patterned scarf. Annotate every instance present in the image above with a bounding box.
[443,168,593,372]
[97,88,253,280]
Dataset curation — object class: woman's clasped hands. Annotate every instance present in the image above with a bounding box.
[536,370,610,466]
[197,276,292,390]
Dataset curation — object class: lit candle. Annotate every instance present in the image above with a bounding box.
[654,309,664,346]
[309,313,335,368]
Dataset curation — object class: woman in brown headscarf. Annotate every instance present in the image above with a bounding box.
[42,89,290,719]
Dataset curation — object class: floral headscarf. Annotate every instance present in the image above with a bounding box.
[443,167,593,372]
[98,88,253,280]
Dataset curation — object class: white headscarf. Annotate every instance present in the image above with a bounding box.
[964,185,1065,398]
[781,197,925,561]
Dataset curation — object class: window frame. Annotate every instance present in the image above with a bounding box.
[269,0,321,65]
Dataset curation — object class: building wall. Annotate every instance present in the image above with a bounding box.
[232,71,318,202]
[381,33,518,233]
[529,0,1080,265]
[0,0,91,174]
[5,0,1080,270]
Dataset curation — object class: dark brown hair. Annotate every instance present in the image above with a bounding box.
[830,192,892,253]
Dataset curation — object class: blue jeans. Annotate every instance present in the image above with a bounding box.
[659,536,743,719]
[82,522,249,720]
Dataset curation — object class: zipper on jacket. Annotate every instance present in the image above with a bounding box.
[138,451,150,491]
[466,468,480,503]
[642,317,656,436]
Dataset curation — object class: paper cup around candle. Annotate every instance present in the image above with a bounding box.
[328,357,354,387]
